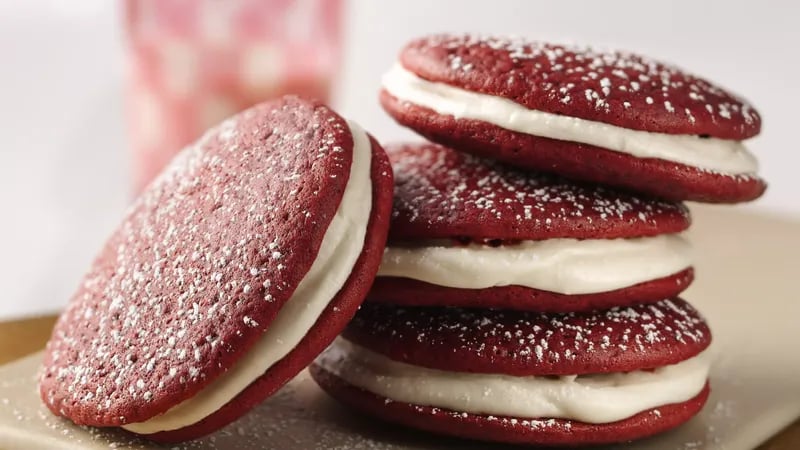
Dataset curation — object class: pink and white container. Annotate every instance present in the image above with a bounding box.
[125,0,344,192]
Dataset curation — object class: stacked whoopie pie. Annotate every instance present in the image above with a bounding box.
[311,34,766,446]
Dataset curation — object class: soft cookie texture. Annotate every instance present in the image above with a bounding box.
[381,34,766,203]
[39,96,394,442]
[344,299,711,376]
[311,299,712,446]
[398,35,758,138]
[385,143,690,241]
[367,143,693,311]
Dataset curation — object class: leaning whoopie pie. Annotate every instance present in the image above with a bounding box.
[380,33,766,203]
[369,142,693,313]
[312,299,712,446]
[39,96,393,442]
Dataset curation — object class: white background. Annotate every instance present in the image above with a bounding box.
[1,0,798,320]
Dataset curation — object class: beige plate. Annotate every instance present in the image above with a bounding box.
[1,205,799,450]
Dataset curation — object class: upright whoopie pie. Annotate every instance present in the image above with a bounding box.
[39,96,394,442]
[312,299,712,446]
[369,142,693,313]
[381,33,766,203]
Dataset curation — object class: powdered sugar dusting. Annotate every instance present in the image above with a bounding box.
[387,143,689,240]
[39,97,355,426]
[405,34,760,138]
[345,299,710,376]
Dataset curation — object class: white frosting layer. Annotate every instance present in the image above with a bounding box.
[123,122,374,434]
[378,234,691,295]
[383,64,758,175]
[320,338,711,424]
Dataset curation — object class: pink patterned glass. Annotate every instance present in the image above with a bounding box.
[125,0,343,192]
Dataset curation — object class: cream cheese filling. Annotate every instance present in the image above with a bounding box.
[378,234,691,295]
[319,337,711,424]
[382,64,758,175]
[123,121,374,434]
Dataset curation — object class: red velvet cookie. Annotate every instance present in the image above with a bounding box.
[381,34,766,203]
[311,299,712,446]
[39,96,394,443]
[345,299,710,375]
[371,270,693,314]
[368,142,693,312]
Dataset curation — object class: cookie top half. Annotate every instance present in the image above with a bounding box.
[399,34,760,139]
[387,142,690,241]
[343,298,711,376]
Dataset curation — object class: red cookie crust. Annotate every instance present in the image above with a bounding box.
[310,364,711,447]
[343,299,711,376]
[382,92,766,203]
[367,268,693,313]
[385,142,690,241]
[399,34,759,139]
[39,96,393,442]
[147,136,394,442]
